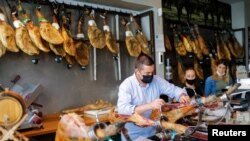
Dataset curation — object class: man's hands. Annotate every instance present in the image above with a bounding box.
[179,93,190,103]
[150,99,165,109]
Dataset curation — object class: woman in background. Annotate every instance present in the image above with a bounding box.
[183,67,203,98]
[205,59,233,96]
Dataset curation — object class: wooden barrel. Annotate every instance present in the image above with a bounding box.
[0,89,26,127]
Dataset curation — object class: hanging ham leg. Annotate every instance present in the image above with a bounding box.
[131,16,150,55]
[49,13,66,57]
[190,27,203,60]
[215,34,231,61]
[86,9,106,49]
[11,9,39,56]
[35,6,64,45]
[0,9,19,52]
[58,7,76,57]
[165,35,172,51]
[100,11,119,54]
[16,3,50,53]
[121,17,141,57]
[74,13,90,67]
[194,25,209,55]
[174,31,187,56]
[22,15,50,52]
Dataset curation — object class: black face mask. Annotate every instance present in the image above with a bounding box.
[186,79,196,85]
[141,75,154,83]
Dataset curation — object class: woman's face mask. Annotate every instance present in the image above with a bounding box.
[216,70,225,77]
[186,79,196,85]
[216,64,227,77]
[184,70,196,85]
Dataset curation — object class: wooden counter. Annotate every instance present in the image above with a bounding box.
[20,113,110,137]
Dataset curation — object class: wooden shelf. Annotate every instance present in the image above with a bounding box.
[20,113,110,137]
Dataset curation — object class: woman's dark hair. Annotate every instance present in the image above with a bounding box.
[184,67,195,74]
[216,59,229,67]
[135,54,154,69]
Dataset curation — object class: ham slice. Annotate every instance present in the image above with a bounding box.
[0,10,19,52]
[35,7,64,45]
[121,17,141,57]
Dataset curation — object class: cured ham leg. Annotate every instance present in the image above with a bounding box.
[215,34,231,61]
[227,33,244,59]
[121,17,141,57]
[190,28,203,60]
[131,16,150,55]
[160,121,187,134]
[0,9,19,52]
[109,110,187,134]
[86,9,106,49]
[165,35,172,51]
[49,13,66,58]
[74,13,90,67]
[108,111,154,126]
[194,25,209,55]
[59,7,76,57]
[35,6,64,45]
[11,9,39,56]
[181,34,193,53]
[16,2,50,53]
[174,31,187,56]
[100,11,119,54]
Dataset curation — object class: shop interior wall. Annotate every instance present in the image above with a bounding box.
[0,1,136,114]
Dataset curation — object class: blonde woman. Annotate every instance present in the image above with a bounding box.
[204,59,233,96]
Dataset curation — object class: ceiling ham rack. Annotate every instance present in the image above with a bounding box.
[1,0,154,81]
